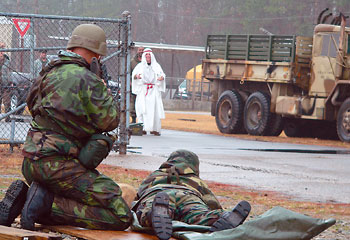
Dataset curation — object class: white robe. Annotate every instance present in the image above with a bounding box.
[132,51,166,132]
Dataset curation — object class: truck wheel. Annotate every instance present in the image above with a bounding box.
[267,114,284,136]
[244,91,271,135]
[215,90,244,133]
[283,118,308,137]
[10,92,19,112]
[337,98,350,142]
[283,119,300,137]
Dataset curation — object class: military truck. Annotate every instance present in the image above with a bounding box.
[202,17,350,142]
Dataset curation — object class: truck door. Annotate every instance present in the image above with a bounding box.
[310,32,339,97]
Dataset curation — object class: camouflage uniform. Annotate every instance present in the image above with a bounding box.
[0,54,11,113]
[21,50,132,230]
[130,54,141,120]
[133,149,225,227]
[33,57,48,78]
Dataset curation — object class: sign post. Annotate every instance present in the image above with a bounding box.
[12,18,31,72]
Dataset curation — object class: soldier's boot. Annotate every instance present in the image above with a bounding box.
[150,192,172,240]
[210,200,251,232]
[0,180,29,226]
[21,182,54,231]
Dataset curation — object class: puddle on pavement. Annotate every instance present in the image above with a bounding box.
[178,118,196,122]
[238,148,350,154]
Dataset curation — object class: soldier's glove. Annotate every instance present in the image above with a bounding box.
[78,133,115,169]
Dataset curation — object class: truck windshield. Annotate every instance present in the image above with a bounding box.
[320,33,339,58]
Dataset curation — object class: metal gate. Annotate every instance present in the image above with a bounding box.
[0,11,132,153]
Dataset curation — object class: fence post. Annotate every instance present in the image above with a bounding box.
[9,120,15,153]
[170,53,174,99]
[191,63,196,110]
[119,11,132,155]
[200,74,204,101]
[29,17,35,78]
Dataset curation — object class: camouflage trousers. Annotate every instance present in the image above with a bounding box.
[22,156,133,230]
[130,93,136,118]
[0,85,11,113]
[136,188,224,227]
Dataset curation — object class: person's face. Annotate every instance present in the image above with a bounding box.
[137,47,144,60]
[0,44,4,60]
[40,52,47,60]
[145,53,151,64]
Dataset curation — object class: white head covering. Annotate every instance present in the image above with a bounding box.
[132,48,166,94]
[139,48,164,82]
[141,48,158,67]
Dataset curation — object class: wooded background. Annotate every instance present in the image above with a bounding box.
[2,0,350,82]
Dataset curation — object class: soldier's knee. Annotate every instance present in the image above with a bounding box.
[117,211,133,230]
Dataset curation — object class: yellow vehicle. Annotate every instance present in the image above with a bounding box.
[184,64,211,99]
[203,16,350,141]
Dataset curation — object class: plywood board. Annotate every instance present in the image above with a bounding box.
[0,225,61,240]
[45,226,176,240]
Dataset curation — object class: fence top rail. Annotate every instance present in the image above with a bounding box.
[0,12,125,23]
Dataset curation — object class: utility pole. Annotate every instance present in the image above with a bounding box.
[332,0,337,16]
[16,0,20,12]
[133,0,139,41]
[34,0,39,14]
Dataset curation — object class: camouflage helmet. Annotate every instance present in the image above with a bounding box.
[162,149,200,176]
[67,24,107,56]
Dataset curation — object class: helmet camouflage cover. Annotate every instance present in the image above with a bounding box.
[160,149,200,176]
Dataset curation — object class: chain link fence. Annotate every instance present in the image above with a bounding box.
[0,12,132,153]
[166,77,211,101]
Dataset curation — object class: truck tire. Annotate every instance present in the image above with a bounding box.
[283,118,309,137]
[283,119,300,137]
[244,91,271,136]
[267,114,284,136]
[336,98,350,142]
[215,90,244,134]
[10,91,19,112]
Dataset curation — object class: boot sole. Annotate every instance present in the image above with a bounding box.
[210,200,251,232]
[0,180,28,226]
[151,192,172,240]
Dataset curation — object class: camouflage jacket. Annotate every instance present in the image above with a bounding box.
[135,150,222,210]
[33,58,48,78]
[130,54,141,74]
[130,55,141,90]
[23,51,119,160]
[0,54,10,86]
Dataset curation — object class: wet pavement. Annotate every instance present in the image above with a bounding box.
[105,129,350,204]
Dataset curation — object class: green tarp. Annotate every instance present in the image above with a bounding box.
[131,206,336,240]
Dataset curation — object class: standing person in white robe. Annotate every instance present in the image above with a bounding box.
[132,48,166,136]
